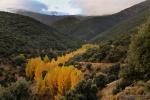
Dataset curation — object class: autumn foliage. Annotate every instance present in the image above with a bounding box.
[25,44,97,99]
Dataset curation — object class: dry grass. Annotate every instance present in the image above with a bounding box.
[97,79,122,100]
[79,62,113,71]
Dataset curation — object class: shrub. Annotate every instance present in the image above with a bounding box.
[112,87,120,95]
[0,79,32,100]
[93,73,107,88]
[65,79,98,100]
[102,63,120,83]
[13,54,26,66]
[86,63,92,70]
[107,75,118,83]
[80,41,128,63]
[112,79,131,95]
[145,80,150,90]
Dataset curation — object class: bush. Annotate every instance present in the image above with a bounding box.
[112,79,131,95]
[145,80,150,90]
[102,63,120,83]
[107,75,118,83]
[80,40,128,63]
[93,73,107,88]
[102,46,126,63]
[0,79,32,100]
[13,54,26,66]
[65,79,98,100]
[112,88,120,95]
[86,63,92,70]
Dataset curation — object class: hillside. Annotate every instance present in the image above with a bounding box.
[16,10,67,25]
[53,0,150,42]
[13,0,150,43]
[52,16,88,35]
[91,0,150,42]
[0,11,77,63]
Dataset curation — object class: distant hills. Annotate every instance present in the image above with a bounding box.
[0,11,77,60]
[1,0,150,60]
[15,0,150,43]
[16,10,67,25]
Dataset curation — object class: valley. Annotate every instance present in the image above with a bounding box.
[0,0,150,100]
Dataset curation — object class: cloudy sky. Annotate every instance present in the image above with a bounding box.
[0,0,146,15]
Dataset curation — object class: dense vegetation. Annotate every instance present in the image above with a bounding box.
[110,17,150,99]
[69,34,130,64]
[120,17,150,81]
[0,11,77,64]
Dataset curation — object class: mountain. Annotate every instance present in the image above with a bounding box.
[0,11,77,61]
[91,0,150,42]
[45,11,70,16]
[14,0,150,43]
[16,10,67,25]
[14,10,89,40]
[52,0,150,42]
[52,16,89,35]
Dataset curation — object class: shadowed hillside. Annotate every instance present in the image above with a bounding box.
[0,11,77,63]
[15,0,150,43]
[91,0,150,42]
[91,11,150,42]
[50,0,150,42]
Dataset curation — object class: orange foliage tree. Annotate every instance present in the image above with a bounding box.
[25,44,97,99]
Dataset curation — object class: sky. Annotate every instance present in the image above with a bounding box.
[0,0,146,15]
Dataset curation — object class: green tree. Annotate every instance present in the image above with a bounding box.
[121,17,150,80]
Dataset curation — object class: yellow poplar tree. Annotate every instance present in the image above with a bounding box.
[25,44,97,99]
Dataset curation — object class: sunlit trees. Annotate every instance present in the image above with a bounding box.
[26,44,96,80]
[25,44,96,99]
[29,65,83,99]
[26,57,43,80]
[43,66,83,98]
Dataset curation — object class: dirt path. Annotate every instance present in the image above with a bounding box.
[98,79,121,100]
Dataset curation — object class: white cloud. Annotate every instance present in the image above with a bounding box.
[0,0,81,15]
[0,0,146,15]
[39,0,82,15]
[74,0,146,15]
[0,0,48,13]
